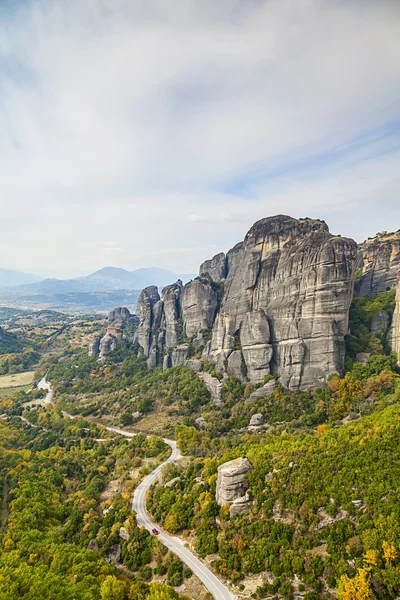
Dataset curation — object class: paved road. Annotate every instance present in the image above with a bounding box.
[37,376,53,404]
[45,380,235,600]
[132,439,235,600]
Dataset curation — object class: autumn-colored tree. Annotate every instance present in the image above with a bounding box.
[338,568,375,600]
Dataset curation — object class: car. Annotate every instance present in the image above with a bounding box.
[151,528,159,535]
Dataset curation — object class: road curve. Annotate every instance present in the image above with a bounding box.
[44,379,235,599]
[132,439,235,600]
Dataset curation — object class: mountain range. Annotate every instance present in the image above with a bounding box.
[0,266,196,294]
[0,266,196,313]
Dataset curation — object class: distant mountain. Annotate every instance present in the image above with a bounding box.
[0,267,196,313]
[0,268,42,287]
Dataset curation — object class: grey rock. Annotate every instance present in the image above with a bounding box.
[170,344,189,366]
[206,215,357,390]
[371,310,390,334]
[108,306,131,323]
[119,526,129,541]
[105,543,121,564]
[227,350,244,381]
[162,281,183,348]
[164,477,180,489]
[132,215,357,391]
[197,372,223,405]
[356,353,370,366]
[247,379,276,400]
[195,416,207,429]
[199,252,227,281]
[87,538,96,550]
[181,277,218,338]
[134,286,161,356]
[163,354,171,371]
[249,413,264,427]
[99,324,124,359]
[229,492,251,519]
[216,457,252,506]
[185,358,202,372]
[88,336,100,357]
[356,231,400,296]
[391,274,400,364]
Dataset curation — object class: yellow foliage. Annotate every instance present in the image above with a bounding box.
[338,568,375,600]
[164,512,179,533]
[364,549,378,566]
[382,541,398,562]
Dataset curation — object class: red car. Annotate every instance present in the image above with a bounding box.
[151,528,159,535]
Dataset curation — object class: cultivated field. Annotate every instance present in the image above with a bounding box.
[0,371,35,388]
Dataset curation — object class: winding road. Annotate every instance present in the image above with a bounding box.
[41,377,235,600]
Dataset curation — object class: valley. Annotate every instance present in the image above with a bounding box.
[0,215,400,600]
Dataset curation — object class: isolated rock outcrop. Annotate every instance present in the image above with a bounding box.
[108,306,132,323]
[357,231,400,296]
[216,457,252,507]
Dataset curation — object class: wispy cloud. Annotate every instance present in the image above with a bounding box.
[0,0,399,276]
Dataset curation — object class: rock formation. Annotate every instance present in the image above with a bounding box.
[356,230,400,296]
[204,216,357,390]
[88,306,138,359]
[130,215,357,391]
[390,274,400,364]
[215,457,252,507]
[88,337,101,357]
[370,310,390,335]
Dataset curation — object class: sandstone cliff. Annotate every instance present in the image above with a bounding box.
[356,230,400,296]
[390,274,400,363]
[132,215,358,390]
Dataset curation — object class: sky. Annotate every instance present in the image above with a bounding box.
[0,0,399,279]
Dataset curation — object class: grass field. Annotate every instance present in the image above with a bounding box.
[0,371,35,389]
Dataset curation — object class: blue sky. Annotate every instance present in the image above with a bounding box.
[0,0,399,278]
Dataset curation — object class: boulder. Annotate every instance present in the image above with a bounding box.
[195,416,206,429]
[247,379,276,400]
[105,544,121,564]
[216,457,252,506]
[249,413,264,427]
[197,372,223,405]
[119,526,129,541]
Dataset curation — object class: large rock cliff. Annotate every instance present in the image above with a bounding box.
[356,230,400,296]
[390,274,400,363]
[132,215,358,390]
[204,216,357,389]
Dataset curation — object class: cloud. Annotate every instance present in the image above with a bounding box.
[0,0,399,276]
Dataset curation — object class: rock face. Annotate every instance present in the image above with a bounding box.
[370,310,390,335]
[216,457,252,506]
[204,216,357,390]
[89,306,138,358]
[390,275,400,364]
[131,215,357,391]
[199,252,227,281]
[357,231,400,296]
[88,337,101,357]
[181,276,219,338]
